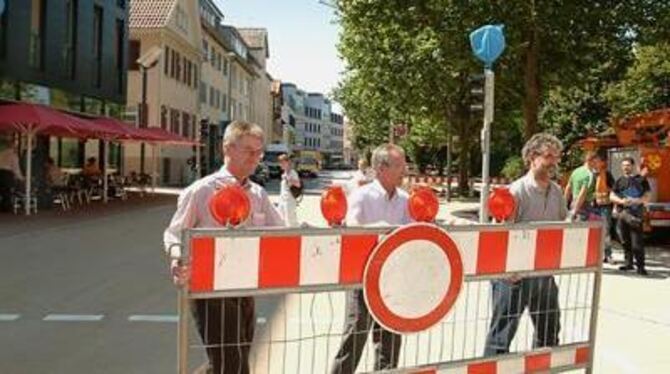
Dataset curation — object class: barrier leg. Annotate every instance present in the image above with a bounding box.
[586,229,605,373]
[178,286,189,374]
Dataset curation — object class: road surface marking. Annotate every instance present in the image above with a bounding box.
[43,314,104,322]
[128,315,179,323]
[0,314,20,321]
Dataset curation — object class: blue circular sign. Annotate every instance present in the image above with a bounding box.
[469,24,506,67]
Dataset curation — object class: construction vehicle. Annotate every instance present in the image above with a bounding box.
[579,108,670,230]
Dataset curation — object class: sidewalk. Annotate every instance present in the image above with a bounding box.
[0,191,176,237]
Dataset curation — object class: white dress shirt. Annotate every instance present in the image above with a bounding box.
[163,166,284,257]
[280,169,300,200]
[346,179,411,226]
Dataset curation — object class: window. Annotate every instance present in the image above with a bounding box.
[30,0,46,69]
[182,112,191,138]
[222,94,227,112]
[170,109,180,133]
[199,82,207,104]
[0,1,7,59]
[182,56,188,84]
[64,0,78,78]
[170,50,176,78]
[93,5,103,87]
[163,46,170,75]
[209,86,215,107]
[202,39,209,61]
[175,5,188,34]
[160,106,168,130]
[193,66,198,89]
[223,58,228,75]
[175,51,181,81]
[115,19,125,92]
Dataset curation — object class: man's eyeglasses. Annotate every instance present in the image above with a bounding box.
[235,145,264,159]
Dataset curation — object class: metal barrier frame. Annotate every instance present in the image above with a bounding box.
[176,221,603,374]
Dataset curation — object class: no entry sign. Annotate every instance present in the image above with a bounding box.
[363,223,464,334]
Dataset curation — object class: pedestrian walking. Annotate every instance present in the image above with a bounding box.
[163,121,284,373]
[484,133,566,356]
[592,150,616,263]
[279,153,301,227]
[331,143,411,374]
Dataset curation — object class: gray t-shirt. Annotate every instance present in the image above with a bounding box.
[510,172,568,223]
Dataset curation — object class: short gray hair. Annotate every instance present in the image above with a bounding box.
[371,143,405,171]
[521,132,563,166]
[222,120,265,147]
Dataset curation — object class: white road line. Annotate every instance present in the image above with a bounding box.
[0,314,20,321]
[43,314,104,322]
[128,315,179,323]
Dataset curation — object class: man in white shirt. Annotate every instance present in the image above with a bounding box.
[278,153,301,227]
[331,143,411,374]
[164,121,283,374]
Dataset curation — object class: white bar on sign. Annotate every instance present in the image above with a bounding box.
[448,230,479,275]
[214,236,260,290]
[561,228,589,268]
[505,229,537,272]
[299,235,341,285]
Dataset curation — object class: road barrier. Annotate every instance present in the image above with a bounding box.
[175,221,603,373]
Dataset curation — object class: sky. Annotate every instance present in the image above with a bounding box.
[214,0,344,99]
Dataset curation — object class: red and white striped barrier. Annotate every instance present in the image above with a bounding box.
[188,225,601,293]
[392,344,590,374]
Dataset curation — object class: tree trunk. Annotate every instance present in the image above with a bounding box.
[523,10,541,140]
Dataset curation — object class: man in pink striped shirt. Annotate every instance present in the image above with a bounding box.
[164,121,283,373]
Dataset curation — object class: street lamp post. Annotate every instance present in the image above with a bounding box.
[136,47,162,177]
[469,25,505,223]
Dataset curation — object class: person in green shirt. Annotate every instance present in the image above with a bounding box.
[564,151,598,220]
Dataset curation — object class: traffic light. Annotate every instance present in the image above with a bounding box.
[199,119,209,140]
[468,73,485,113]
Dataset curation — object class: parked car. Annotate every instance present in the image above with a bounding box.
[250,162,270,186]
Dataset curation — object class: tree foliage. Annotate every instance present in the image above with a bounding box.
[605,43,670,118]
[333,0,669,185]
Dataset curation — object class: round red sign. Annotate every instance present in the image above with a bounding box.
[363,223,464,334]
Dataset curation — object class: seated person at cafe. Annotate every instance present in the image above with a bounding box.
[82,157,101,178]
[46,158,67,188]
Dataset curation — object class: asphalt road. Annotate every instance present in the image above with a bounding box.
[0,170,352,374]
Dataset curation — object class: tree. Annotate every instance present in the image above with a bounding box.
[333,0,669,188]
[605,43,670,118]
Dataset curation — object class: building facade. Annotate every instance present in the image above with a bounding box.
[281,83,344,167]
[238,28,273,145]
[0,0,129,204]
[196,1,273,175]
[198,0,229,174]
[127,0,202,185]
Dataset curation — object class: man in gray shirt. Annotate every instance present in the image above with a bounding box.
[484,133,567,355]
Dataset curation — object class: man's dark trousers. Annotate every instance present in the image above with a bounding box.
[617,217,645,270]
[192,297,255,374]
[331,290,401,373]
[484,276,561,355]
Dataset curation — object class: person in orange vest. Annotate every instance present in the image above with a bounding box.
[592,150,616,263]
